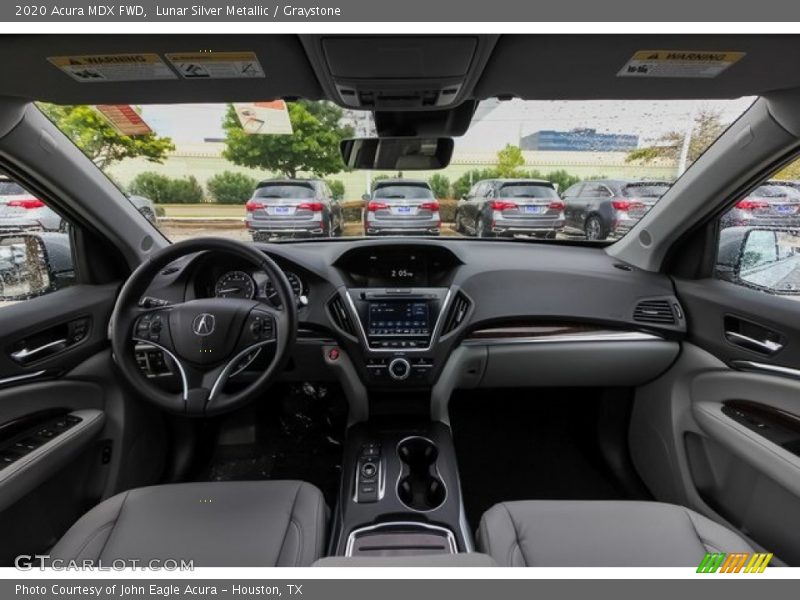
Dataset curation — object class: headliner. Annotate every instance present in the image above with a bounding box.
[1,34,799,106]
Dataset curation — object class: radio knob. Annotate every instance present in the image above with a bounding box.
[388,358,411,381]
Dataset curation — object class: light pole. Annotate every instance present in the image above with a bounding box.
[677,104,697,177]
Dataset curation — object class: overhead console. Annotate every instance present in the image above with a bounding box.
[301,35,498,111]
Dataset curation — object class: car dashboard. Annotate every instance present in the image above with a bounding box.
[138,238,685,414]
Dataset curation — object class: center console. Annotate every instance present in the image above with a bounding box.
[326,246,472,557]
[345,287,450,386]
[330,421,472,557]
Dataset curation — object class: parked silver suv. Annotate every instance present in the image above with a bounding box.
[364,179,441,236]
[245,179,342,241]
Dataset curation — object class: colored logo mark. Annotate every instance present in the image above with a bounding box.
[697,552,773,573]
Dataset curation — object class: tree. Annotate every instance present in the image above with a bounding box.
[496,144,525,177]
[428,174,451,199]
[128,172,204,204]
[222,101,353,179]
[626,109,726,166]
[326,179,345,200]
[207,171,257,204]
[38,104,174,170]
[452,168,500,199]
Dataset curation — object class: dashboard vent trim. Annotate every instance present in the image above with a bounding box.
[442,292,471,335]
[633,299,676,325]
[328,295,357,337]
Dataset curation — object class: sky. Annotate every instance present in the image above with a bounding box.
[139,97,757,152]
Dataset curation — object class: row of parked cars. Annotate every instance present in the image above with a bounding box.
[0,174,158,232]
[242,175,800,240]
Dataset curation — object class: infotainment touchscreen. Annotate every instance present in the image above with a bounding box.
[368,301,431,336]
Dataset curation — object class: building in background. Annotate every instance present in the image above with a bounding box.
[521,128,639,152]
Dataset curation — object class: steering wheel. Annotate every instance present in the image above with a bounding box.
[110,238,297,417]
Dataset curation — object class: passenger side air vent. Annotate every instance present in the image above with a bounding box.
[442,292,471,334]
[328,295,357,337]
[633,299,676,325]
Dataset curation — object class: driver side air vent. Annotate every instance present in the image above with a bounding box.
[328,295,356,337]
[633,299,676,325]
[442,292,471,334]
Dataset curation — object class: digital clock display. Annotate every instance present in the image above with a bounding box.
[389,268,415,280]
[367,253,427,286]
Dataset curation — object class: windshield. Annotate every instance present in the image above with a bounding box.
[498,183,558,199]
[621,183,671,198]
[254,183,316,199]
[750,184,800,199]
[374,185,434,199]
[39,98,755,243]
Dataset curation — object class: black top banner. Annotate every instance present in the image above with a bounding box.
[1,0,799,22]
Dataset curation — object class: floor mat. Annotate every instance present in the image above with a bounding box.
[195,383,347,508]
[449,388,642,530]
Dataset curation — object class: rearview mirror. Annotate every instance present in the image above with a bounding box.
[340,137,454,170]
[0,234,52,301]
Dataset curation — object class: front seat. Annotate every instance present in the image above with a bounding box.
[51,481,327,567]
[477,501,753,567]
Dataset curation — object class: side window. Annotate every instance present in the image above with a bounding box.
[714,163,800,298]
[0,174,75,306]
[562,184,583,199]
[582,183,601,198]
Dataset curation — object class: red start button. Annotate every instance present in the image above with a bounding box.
[327,348,340,361]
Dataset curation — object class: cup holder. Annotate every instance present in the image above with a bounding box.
[397,437,446,511]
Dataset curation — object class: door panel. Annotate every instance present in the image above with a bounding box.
[0,283,118,382]
[630,277,800,565]
[0,281,124,563]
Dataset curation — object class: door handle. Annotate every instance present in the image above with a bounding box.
[10,338,69,363]
[724,331,784,355]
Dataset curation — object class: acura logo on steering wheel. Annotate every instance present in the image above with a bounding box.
[192,313,216,336]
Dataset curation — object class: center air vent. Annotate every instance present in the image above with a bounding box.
[633,299,677,325]
[328,295,356,337]
[442,292,471,334]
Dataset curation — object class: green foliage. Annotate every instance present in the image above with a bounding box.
[536,169,582,193]
[451,168,501,199]
[222,101,353,179]
[206,171,257,205]
[38,104,174,170]
[128,172,204,204]
[327,179,345,200]
[370,175,390,191]
[453,167,587,199]
[626,109,726,166]
[496,144,526,177]
[428,174,451,199]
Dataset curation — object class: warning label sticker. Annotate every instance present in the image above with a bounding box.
[166,52,265,80]
[618,51,745,79]
[48,54,177,82]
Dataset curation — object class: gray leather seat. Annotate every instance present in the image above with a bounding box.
[477,500,753,567]
[51,481,327,567]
